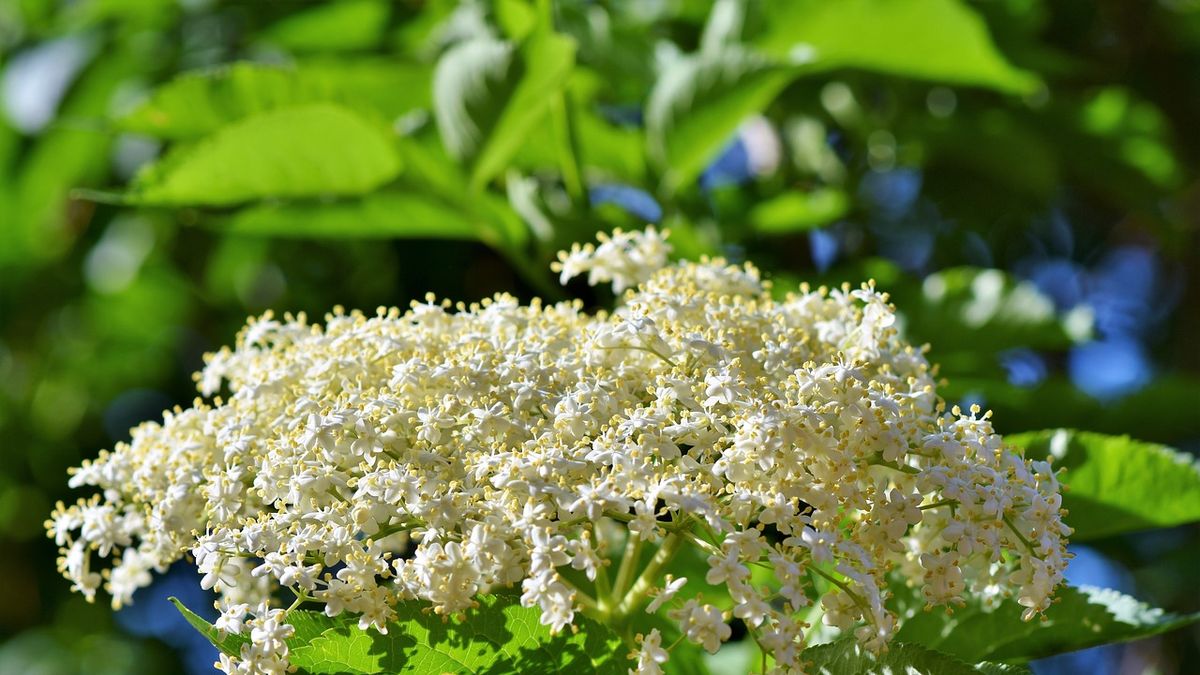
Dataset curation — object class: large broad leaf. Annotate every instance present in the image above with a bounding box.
[221,191,488,243]
[433,32,576,190]
[119,61,431,140]
[125,104,401,206]
[756,0,1038,94]
[645,46,799,193]
[803,638,1030,674]
[1006,429,1200,540]
[287,594,626,674]
[891,582,1200,663]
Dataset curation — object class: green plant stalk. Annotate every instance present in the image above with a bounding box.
[550,93,586,206]
[614,533,683,619]
[611,533,643,602]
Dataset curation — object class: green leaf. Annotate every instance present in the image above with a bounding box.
[286,594,626,674]
[1006,429,1200,540]
[433,32,576,190]
[168,597,246,658]
[126,104,401,206]
[119,61,431,140]
[757,0,1038,94]
[260,0,389,53]
[221,191,486,242]
[750,189,849,234]
[803,638,1030,674]
[646,46,797,193]
[892,583,1200,663]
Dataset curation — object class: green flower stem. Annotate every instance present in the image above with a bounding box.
[611,533,643,602]
[614,533,684,620]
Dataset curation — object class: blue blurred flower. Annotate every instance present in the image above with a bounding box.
[1086,247,1164,339]
[1023,259,1088,310]
[999,348,1048,388]
[699,117,781,191]
[116,562,218,675]
[808,228,840,272]
[589,184,663,223]
[858,168,922,222]
[1068,337,1152,400]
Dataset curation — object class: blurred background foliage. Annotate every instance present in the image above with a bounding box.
[0,0,1198,673]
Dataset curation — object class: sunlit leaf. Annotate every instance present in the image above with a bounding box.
[1007,429,1200,540]
[757,0,1038,94]
[119,61,431,140]
[892,582,1200,663]
[125,104,401,206]
[750,189,849,234]
[286,594,626,674]
[260,0,389,53]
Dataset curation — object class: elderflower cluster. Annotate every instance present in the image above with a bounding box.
[49,228,1069,674]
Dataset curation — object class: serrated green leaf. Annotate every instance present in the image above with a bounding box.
[286,594,626,674]
[1006,429,1200,540]
[119,61,431,140]
[260,0,389,53]
[803,638,1030,674]
[126,104,401,206]
[757,0,1038,94]
[646,46,798,193]
[221,190,486,243]
[169,597,247,658]
[892,582,1200,663]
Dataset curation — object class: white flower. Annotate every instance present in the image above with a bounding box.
[669,599,731,654]
[645,575,687,614]
[629,629,670,675]
[49,229,1068,672]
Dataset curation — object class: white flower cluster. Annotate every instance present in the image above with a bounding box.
[49,229,1069,674]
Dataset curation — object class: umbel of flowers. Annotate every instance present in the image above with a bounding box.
[48,229,1070,674]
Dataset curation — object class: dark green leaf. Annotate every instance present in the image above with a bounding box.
[1006,429,1200,540]
[126,104,401,206]
[892,582,1200,663]
[757,0,1038,94]
[286,594,626,674]
[119,61,431,140]
[942,376,1200,443]
[895,267,1090,355]
[803,638,1030,674]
